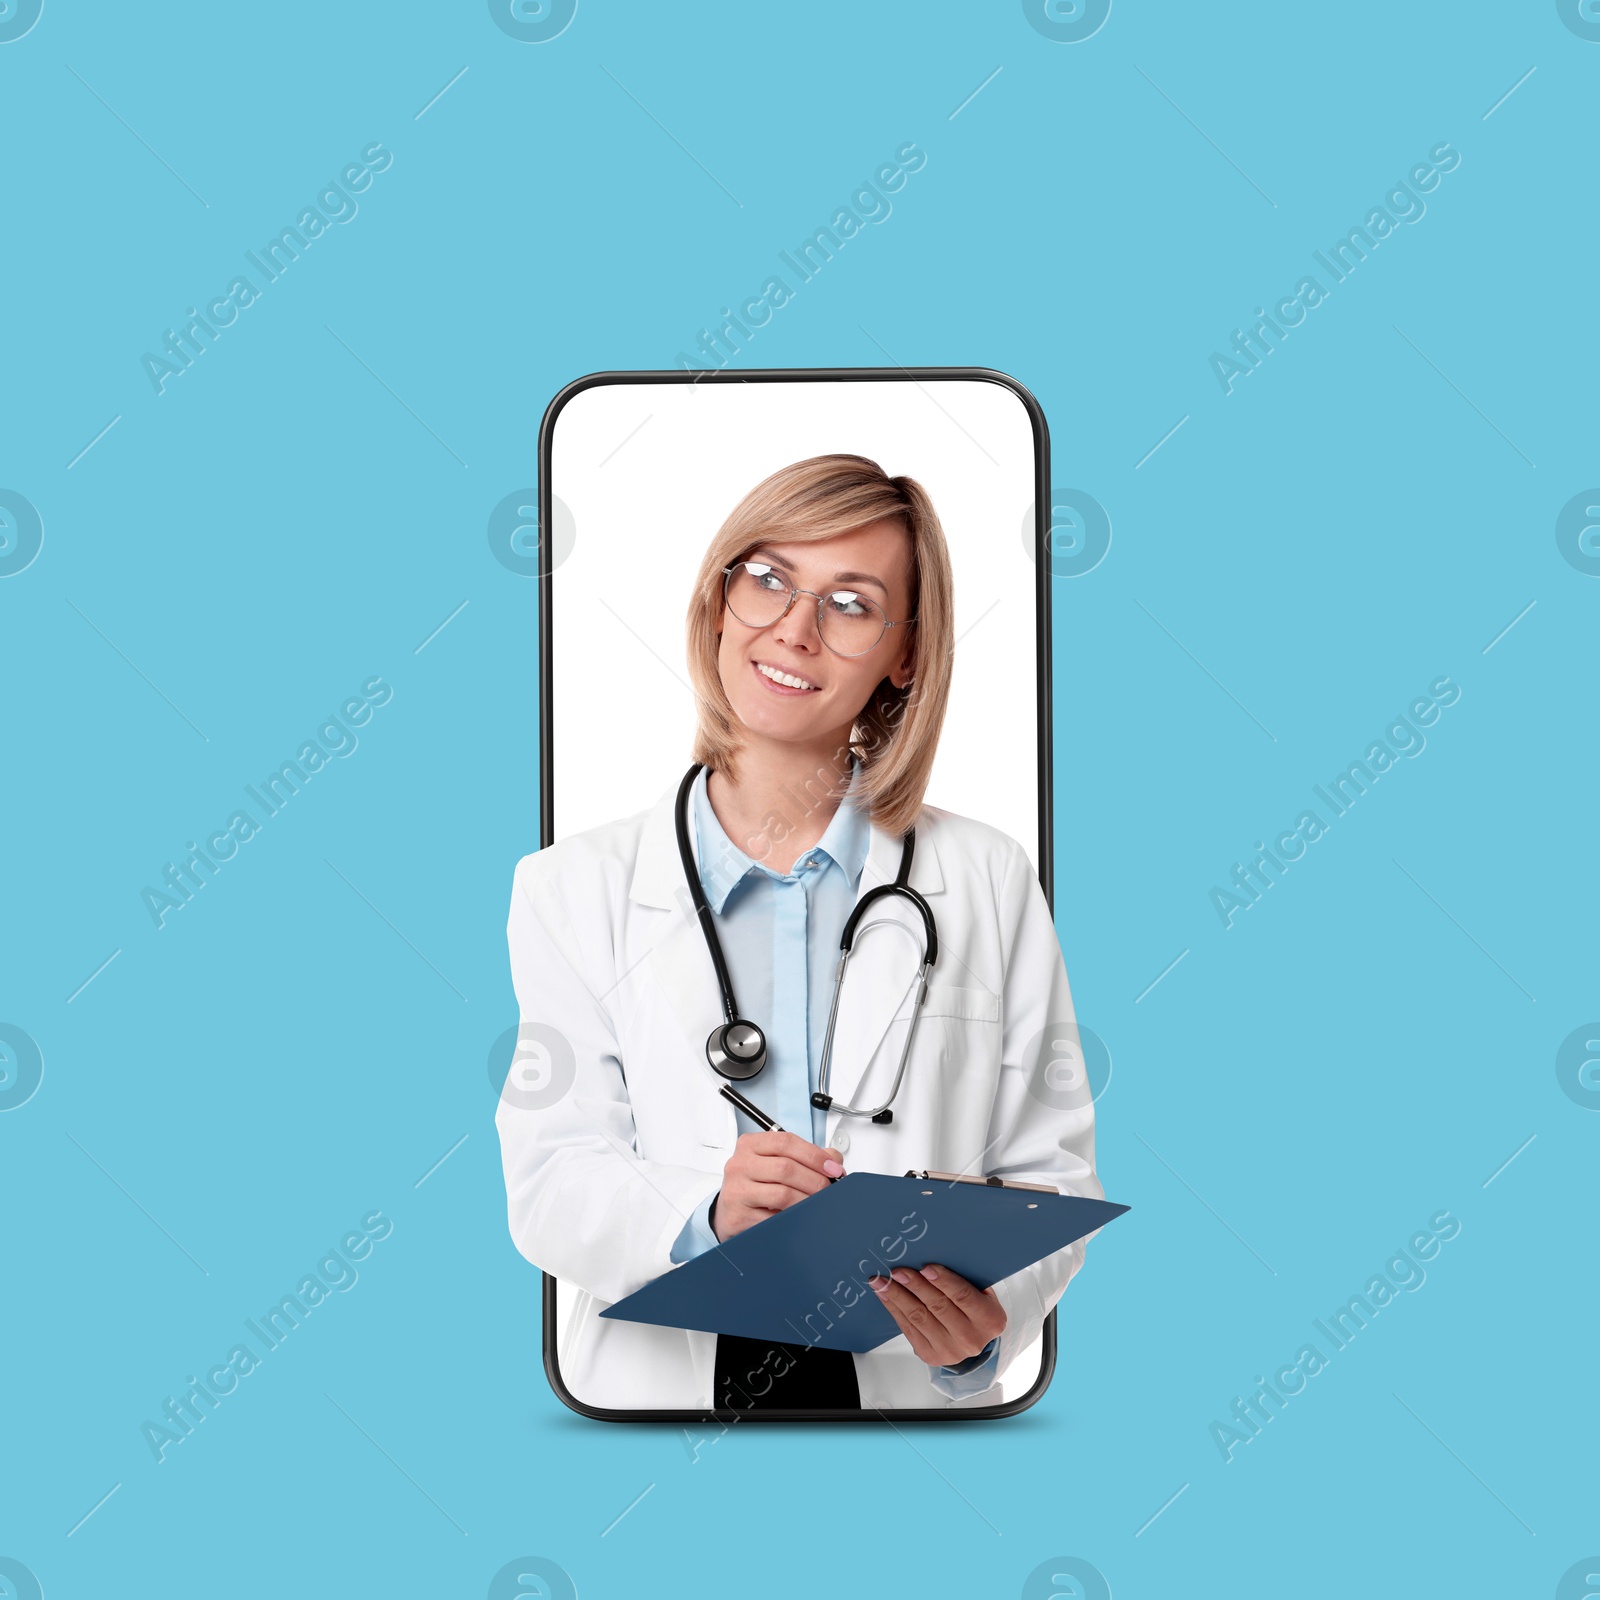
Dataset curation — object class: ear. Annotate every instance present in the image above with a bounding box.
[887,631,916,691]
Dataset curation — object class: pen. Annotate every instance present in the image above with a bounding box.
[718,1084,840,1182]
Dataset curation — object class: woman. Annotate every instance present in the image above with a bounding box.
[495,454,1104,1413]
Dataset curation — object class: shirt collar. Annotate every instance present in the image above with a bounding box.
[692,758,870,913]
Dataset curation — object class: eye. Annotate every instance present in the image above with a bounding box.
[746,563,786,592]
[825,589,870,617]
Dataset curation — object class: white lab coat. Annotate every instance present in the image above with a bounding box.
[494,776,1105,1412]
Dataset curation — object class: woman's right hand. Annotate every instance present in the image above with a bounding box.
[712,1131,846,1241]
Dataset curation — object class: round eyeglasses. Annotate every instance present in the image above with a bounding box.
[721,561,916,658]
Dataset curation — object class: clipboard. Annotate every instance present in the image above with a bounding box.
[600,1171,1130,1353]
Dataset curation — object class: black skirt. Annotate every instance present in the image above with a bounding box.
[713,1331,860,1411]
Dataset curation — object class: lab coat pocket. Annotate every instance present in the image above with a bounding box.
[913,984,1003,1115]
[905,982,1000,1024]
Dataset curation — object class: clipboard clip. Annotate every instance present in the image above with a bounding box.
[903,1169,1059,1194]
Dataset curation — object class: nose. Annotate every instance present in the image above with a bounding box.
[772,591,822,653]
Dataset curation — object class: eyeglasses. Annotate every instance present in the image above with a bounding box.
[721,561,916,658]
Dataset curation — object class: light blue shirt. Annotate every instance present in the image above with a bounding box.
[669,759,999,1397]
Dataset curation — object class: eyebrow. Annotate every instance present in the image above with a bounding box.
[746,547,889,596]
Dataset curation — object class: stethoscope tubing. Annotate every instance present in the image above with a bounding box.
[675,762,742,1026]
[673,761,938,1123]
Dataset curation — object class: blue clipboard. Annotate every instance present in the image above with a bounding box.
[599,1172,1130,1353]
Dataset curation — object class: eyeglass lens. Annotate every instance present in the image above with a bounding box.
[724,562,888,656]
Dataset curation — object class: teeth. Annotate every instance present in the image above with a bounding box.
[758,662,817,690]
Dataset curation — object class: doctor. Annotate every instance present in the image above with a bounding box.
[495,453,1104,1414]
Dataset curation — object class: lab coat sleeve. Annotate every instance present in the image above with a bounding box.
[927,835,1105,1399]
[495,852,724,1304]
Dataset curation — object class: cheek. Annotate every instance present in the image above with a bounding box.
[834,662,883,713]
[716,627,751,701]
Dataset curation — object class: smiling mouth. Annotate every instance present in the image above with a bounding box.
[753,660,820,692]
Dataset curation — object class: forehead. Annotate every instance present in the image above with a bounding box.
[747,518,911,591]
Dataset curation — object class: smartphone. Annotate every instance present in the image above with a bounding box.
[516,367,1069,1423]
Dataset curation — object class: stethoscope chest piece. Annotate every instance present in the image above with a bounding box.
[706,1019,767,1081]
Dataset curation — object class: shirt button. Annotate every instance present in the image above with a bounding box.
[833,1129,850,1154]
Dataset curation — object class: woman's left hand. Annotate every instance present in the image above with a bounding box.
[867,1264,1007,1367]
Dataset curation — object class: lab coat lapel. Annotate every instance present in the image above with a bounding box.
[626,783,733,1118]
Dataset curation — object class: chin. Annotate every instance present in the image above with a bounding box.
[738,698,817,738]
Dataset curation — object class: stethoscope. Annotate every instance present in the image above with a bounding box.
[673,762,939,1126]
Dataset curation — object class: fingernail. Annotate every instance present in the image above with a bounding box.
[921,1266,939,1281]
[869,1276,888,1290]
[822,1159,844,1177]
[891,1269,909,1284]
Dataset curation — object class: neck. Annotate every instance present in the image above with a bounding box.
[706,735,855,871]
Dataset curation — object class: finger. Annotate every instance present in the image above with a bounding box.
[916,1265,1007,1341]
[735,1178,815,1212]
[747,1131,841,1175]
[867,1274,958,1365]
[881,1264,974,1347]
[867,1283,942,1365]
[749,1154,833,1196]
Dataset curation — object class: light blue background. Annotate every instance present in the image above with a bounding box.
[2,2,1595,1597]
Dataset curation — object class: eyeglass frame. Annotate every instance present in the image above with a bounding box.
[720,560,918,659]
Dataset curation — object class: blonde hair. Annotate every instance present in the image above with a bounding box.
[685,454,954,837]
